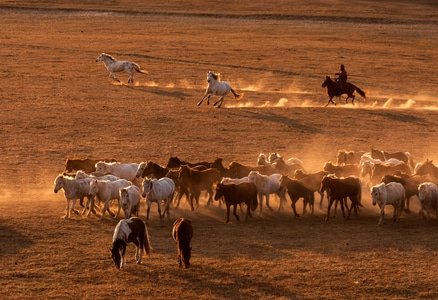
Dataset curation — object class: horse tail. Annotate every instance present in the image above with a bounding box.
[143,223,152,255]
[355,87,366,99]
[133,63,149,74]
[231,88,244,100]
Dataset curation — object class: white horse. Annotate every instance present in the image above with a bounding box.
[141,177,175,220]
[75,170,119,182]
[54,174,93,218]
[95,161,140,185]
[117,185,141,219]
[371,182,405,225]
[418,182,438,220]
[247,171,287,212]
[197,71,243,108]
[95,53,148,83]
[88,179,132,219]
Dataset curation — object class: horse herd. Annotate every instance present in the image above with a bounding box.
[54,150,438,268]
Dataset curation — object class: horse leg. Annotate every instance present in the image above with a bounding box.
[291,198,300,217]
[213,96,225,108]
[265,195,273,211]
[157,201,163,219]
[71,198,80,215]
[246,202,252,219]
[109,72,120,82]
[146,201,151,220]
[379,204,385,225]
[258,194,264,213]
[325,198,334,222]
[64,199,70,218]
[319,191,325,209]
[226,205,231,223]
[233,204,240,221]
[121,245,127,268]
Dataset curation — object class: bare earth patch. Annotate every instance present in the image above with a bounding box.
[0,1,438,299]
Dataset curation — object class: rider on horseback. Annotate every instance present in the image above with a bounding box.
[335,64,348,94]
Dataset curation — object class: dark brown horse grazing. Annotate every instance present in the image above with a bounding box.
[172,218,193,269]
[322,75,366,107]
[214,182,258,223]
[279,175,315,217]
[320,175,362,222]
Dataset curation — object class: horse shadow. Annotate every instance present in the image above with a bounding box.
[0,223,34,258]
[231,110,323,134]
[122,85,191,99]
[366,110,430,125]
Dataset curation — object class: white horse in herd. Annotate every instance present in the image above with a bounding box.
[88,179,132,219]
[247,171,287,212]
[141,177,175,220]
[94,161,140,185]
[95,53,148,83]
[418,182,438,220]
[371,182,405,225]
[197,71,243,108]
[117,185,141,219]
[54,174,93,218]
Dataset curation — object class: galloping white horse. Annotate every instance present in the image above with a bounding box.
[197,71,243,108]
[95,53,148,83]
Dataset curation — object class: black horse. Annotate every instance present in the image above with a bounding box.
[322,75,366,107]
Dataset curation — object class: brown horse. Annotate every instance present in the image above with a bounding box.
[214,182,258,223]
[416,159,438,182]
[321,76,366,107]
[320,175,362,222]
[172,218,193,268]
[279,175,315,217]
[371,148,414,168]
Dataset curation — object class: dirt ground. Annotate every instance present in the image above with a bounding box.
[1,1,438,299]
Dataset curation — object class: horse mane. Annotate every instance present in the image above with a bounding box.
[209,71,220,81]
[101,53,116,61]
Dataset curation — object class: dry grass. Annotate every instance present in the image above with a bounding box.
[1,1,438,299]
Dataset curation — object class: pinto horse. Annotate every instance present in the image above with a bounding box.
[110,217,152,269]
[321,75,366,107]
[197,71,243,108]
[96,53,148,83]
[172,218,193,268]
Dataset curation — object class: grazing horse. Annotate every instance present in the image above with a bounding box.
[415,159,438,182]
[172,218,193,268]
[110,217,151,269]
[371,182,405,225]
[214,182,258,223]
[418,182,438,220]
[320,175,362,222]
[322,75,366,106]
[95,53,148,83]
[141,177,175,220]
[279,175,315,217]
[197,71,243,108]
